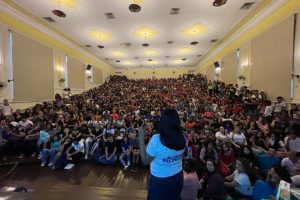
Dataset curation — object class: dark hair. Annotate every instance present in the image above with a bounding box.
[206,159,218,173]
[159,108,186,150]
[183,158,196,173]
[237,157,257,184]
[273,166,292,183]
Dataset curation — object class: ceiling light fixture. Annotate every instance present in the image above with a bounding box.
[213,0,228,7]
[142,32,149,47]
[52,0,66,17]
[190,30,199,45]
[129,0,141,12]
[97,33,104,52]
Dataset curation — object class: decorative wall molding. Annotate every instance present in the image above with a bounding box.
[197,0,288,69]
[0,1,113,73]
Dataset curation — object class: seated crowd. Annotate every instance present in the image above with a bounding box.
[0,74,300,199]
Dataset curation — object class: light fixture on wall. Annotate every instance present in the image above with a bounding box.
[213,0,228,7]
[0,81,5,88]
[59,78,65,83]
[291,74,300,79]
[238,75,246,80]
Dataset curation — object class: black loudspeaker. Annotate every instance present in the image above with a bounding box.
[86,64,92,70]
[214,61,220,68]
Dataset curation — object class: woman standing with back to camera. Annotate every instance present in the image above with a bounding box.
[139,108,186,200]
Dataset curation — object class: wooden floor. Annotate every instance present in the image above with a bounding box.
[0,160,149,200]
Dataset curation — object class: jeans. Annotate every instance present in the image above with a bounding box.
[41,148,58,164]
[147,171,183,200]
[98,154,118,164]
[119,152,130,167]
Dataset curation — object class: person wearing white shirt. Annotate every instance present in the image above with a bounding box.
[0,99,12,116]
[230,127,247,149]
[224,158,253,198]
[215,126,230,145]
[273,96,287,114]
[139,109,186,200]
[264,100,273,120]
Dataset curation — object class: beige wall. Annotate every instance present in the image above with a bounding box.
[93,67,103,84]
[220,51,237,84]
[12,31,54,101]
[206,65,215,81]
[293,13,300,102]
[85,82,98,91]
[67,56,85,90]
[238,42,251,87]
[251,15,293,100]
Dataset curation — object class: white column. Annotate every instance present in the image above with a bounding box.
[0,25,13,102]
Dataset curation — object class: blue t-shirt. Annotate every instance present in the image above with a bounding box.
[258,154,281,171]
[146,134,184,178]
[252,180,277,200]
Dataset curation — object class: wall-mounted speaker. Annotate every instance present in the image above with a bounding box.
[214,61,220,68]
[86,64,92,70]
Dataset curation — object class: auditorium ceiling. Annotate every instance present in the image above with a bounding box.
[7,0,263,69]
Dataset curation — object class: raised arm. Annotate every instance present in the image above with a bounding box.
[138,124,153,165]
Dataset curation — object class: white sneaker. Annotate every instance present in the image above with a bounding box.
[67,164,75,170]
[124,165,129,171]
[41,163,45,167]
[84,155,88,160]
[64,164,71,170]
[127,161,130,166]
[48,163,53,167]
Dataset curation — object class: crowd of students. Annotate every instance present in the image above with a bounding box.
[1,74,300,199]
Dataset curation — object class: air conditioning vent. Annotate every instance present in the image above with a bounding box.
[240,2,255,10]
[121,42,131,48]
[105,13,116,19]
[43,17,56,23]
[105,58,114,61]
[170,8,180,15]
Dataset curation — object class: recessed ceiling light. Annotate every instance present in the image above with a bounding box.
[197,54,202,57]
[167,41,174,44]
[165,56,170,58]
[142,43,150,47]
[134,57,139,59]
[148,59,153,62]
[97,45,104,49]
[85,44,92,48]
[116,60,120,62]
[182,58,187,61]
